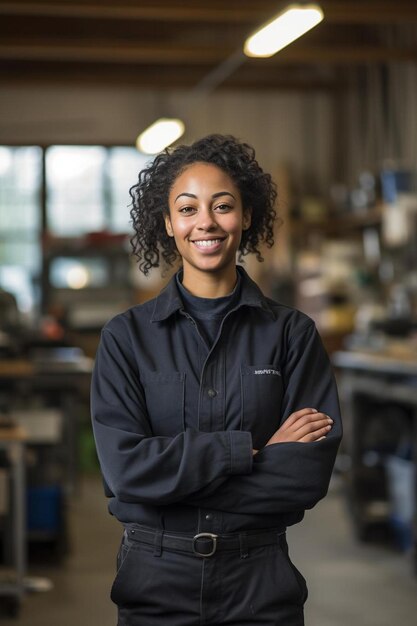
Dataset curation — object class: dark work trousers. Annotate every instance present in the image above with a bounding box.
[111,528,307,626]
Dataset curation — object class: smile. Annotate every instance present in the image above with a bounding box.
[192,238,225,249]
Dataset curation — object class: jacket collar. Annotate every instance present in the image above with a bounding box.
[151,265,275,323]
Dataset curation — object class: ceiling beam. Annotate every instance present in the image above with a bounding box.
[271,45,417,63]
[322,1,417,24]
[0,2,265,22]
[0,66,338,91]
[0,41,416,65]
[0,42,225,64]
[0,1,417,24]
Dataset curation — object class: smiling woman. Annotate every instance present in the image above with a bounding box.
[129,134,277,278]
[91,134,342,626]
[164,162,252,296]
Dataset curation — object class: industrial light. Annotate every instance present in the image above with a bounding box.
[244,4,324,58]
[66,265,90,290]
[136,118,185,154]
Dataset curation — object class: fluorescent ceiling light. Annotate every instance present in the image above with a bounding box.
[136,118,185,154]
[244,4,324,58]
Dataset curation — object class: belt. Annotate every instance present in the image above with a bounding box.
[125,525,286,558]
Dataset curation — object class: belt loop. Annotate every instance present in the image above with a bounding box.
[239,532,249,559]
[153,529,163,557]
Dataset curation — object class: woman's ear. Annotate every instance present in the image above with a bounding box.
[243,208,252,231]
[164,213,174,237]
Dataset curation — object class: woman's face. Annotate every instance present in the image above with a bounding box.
[165,162,251,283]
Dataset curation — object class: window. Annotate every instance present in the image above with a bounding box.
[46,146,107,236]
[0,146,42,315]
[107,147,150,233]
[0,145,149,318]
[45,146,149,236]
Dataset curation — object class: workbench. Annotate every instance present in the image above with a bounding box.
[0,356,93,491]
[333,348,417,572]
[0,356,93,560]
[0,426,27,617]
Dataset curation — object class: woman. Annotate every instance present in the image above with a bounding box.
[91,134,342,626]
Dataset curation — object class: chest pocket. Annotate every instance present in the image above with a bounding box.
[241,365,283,449]
[141,371,185,436]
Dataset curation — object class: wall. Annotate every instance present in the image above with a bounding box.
[0,84,334,195]
[343,63,417,188]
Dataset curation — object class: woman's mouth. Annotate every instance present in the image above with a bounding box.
[191,238,225,251]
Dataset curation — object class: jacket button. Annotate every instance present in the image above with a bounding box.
[205,513,213,521]
[207,388,217,398]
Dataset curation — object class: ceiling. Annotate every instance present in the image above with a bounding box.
[1,0,417,92]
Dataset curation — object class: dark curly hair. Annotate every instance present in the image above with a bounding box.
[129,134,278,275]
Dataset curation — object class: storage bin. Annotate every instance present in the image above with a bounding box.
[11,409,63,444]
[27,485,62,533]
[385,455,415,551]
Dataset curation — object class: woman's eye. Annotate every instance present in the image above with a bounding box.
[179,206,195,214]
[215,204,232,212]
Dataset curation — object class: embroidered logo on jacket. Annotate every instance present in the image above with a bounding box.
[254,369,281,376]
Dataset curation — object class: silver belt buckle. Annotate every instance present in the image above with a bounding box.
[192,532,218,557]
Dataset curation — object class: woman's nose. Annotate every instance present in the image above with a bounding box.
[196,208,217,231]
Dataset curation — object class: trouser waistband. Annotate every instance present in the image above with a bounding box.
[124,524,286,558]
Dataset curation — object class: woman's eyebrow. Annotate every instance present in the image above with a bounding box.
[174,191,236,203]
[174,192,197,203]
[212,191,236,200]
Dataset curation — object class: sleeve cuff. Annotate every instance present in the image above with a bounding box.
[229,431,253,475]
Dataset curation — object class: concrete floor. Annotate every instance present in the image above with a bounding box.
[1,475,416,625]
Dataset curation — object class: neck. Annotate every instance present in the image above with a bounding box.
[182,266,238,298]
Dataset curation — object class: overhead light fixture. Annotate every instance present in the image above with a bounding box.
[136,118,185,154]
[244,3,324,58]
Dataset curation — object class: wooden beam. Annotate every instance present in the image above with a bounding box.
[322,1,417,24]
[0,42,226,64]
[0,1,263,22]
[0,1,416,24]
[267,45,417,64]
[0,41,415,65]
[0,65,338,91]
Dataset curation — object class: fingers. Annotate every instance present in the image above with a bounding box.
[282,407,319,429]
[284,408,332,431]
[293,412,332,434]
[299,425,332,443]
[284,409,333,443]
[267,408,334,445]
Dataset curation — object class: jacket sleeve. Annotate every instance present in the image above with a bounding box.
[91,326,253,506]
[185,322,342,515]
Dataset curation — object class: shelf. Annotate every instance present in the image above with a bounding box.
[290,207,382,237]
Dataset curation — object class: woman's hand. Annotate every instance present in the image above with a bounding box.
[265,408,333,446]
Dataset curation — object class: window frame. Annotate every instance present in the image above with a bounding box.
[0,143,148,317]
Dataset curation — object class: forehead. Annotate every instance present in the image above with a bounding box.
[170,162,238,195]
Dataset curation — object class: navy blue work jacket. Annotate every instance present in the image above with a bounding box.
[91,266,342,534]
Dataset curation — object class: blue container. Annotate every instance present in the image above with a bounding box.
[389,516,414,552]
[385,456,415,552]
[27,485,62,532]
[380,169,412,204]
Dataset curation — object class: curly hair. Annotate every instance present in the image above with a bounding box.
[129,134,278,275]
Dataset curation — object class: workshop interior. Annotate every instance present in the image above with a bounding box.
[0,2,416,624]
